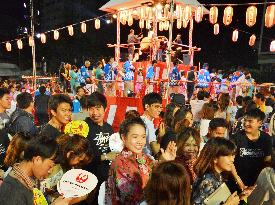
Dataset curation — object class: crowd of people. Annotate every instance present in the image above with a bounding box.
[0,58,274,205]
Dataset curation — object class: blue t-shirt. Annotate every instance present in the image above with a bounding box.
[123,61,134,81]
[170,66,180,81]
[72,99,81,113]
[146,65,154,80]
[34,90,50,96]
[197,69,210,88]
[80,66,90,80]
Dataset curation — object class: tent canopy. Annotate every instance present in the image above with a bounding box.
[100,0,209,14]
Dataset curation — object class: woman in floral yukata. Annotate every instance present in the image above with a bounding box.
[106,117,177,205]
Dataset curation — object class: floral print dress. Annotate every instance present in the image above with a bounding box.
[106,149,154,205]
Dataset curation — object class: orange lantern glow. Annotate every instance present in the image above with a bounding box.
[28,36,33,47]
[184,6,192,21]
[128,15,133,26]
[209,6,218,24]
[139,19,144,28]
[54,30,59,40]
[81,22,86,33]
[214,23,219,35]
[95,19,100,29]
[265,5,275,28]
[246,6,257,27]
[17,39,23,49]
[270,40,275,52]
[6,42,11,51]
[249,34,256,46]
[232,30,238,42]
[182,19,189,28]
[177,19,182,29]
[223,6,233,26]
[195,6,204,23]
[41,33,46,43]
[68,25,74,36]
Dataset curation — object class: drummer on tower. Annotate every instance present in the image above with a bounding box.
[127,29,143,56]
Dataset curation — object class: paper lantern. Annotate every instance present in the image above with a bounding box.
[195,6,204,23]
[177,19,182,29]
[81,22,86,33]
[28,36,33,47]
[209,6,218,24]
[95,19,100,29]
[270,40,275,52]
[68,25,74,36]
[128,15,133,26]
[164,4,170,18]
[164,21,169,30]
[184,6,192,21]
[249,34,256,46]
[175,4,181,19]
[232,30,238,42]
[146,20,151,29]
[265,5,275,28]
[223,6,233,26]
[139,19,144,28]
[246,6,257,27]
[140,7,145,19]
[41,33,46,43]
[182,19,189,28]
[6,42,11,51]
[159,21,163,31]
[54,30,59,40]
[17,39,23,49]
[214,23,219,35]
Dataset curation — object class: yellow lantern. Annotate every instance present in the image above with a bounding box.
[214,23,219,35]
[17,39,23,49]
[41,33,46,43]
[182,19,189,28]
[270,40,275,52]
[232,30,238,42]
[95,19,100,29]
[54,30,59,40]
[139,19,144,28]
[128,15,133,26]
[177,19,182,29]
[81,22,86,33]
[28,36,33,47]
[249,34,256,46]
[195,6,204,23]
[159,21,163,31]
[6,42,11,51]
[246,6,257,27]
[68,25,74,36]
[223,6,233,26]
[209,6,218,24]
[265,5,275,28]
[184,5,192,21]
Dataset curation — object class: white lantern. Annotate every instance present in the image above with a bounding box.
[54,30,59,40]
[265,5,275,28]
[128,15,133,26]
[68,25,74,36]
[232,30,238,42]
[164,21,170,30]
[139,19,145,28]
[223,6,233,26]
[164,4,170,18]
[209,6,218,24]
[177,19,182,29]
[184,5,192,21]
[195,6,204,23]
[270,40,275,52]
[146,20,151,29]
[249,34,256,46]
[81,22,86,33]
[214,23,219,35]
[41,33,46,43]
[28,36,33,47]
[95,19,100,29]
[182,19,189,28]
[6,42,11,51]
[159,21,163,31]
[17,39,23,49]
[246,6,257,27]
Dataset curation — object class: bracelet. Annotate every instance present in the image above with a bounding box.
[103,153,108,160]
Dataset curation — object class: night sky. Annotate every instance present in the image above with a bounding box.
[0,0,274,78]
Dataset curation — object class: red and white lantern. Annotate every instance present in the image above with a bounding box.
[249,34,256,46]
[265,5,275,28]
[209,6,218,24]
[223,6,233,26]
[214,23,219,35]
[246,6,257,27]
[232,29,238,42]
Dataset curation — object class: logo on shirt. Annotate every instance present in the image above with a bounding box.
[94,132,110,152]
[239,148,265,158]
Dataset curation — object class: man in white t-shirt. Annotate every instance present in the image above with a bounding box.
[141,92,162,157]
[190,90,206,122]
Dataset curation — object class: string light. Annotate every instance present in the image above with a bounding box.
[214,23,219,35]
[28,36,33,47]
[17,39,23,49]
[81,22,86,33]
[270,40,275,52]
[68,25,74,36]
[41,33,46,43]
[53,30,59,40]
[232,29,239,42]
[95,19,100,29]
[249,34,256,46]
[6,42,11,51]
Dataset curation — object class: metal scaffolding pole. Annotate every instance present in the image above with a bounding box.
[30,0,37,89]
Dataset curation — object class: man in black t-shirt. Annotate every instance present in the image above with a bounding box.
[231,109,272,186]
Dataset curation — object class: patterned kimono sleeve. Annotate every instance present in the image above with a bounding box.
[192,177,220,205]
